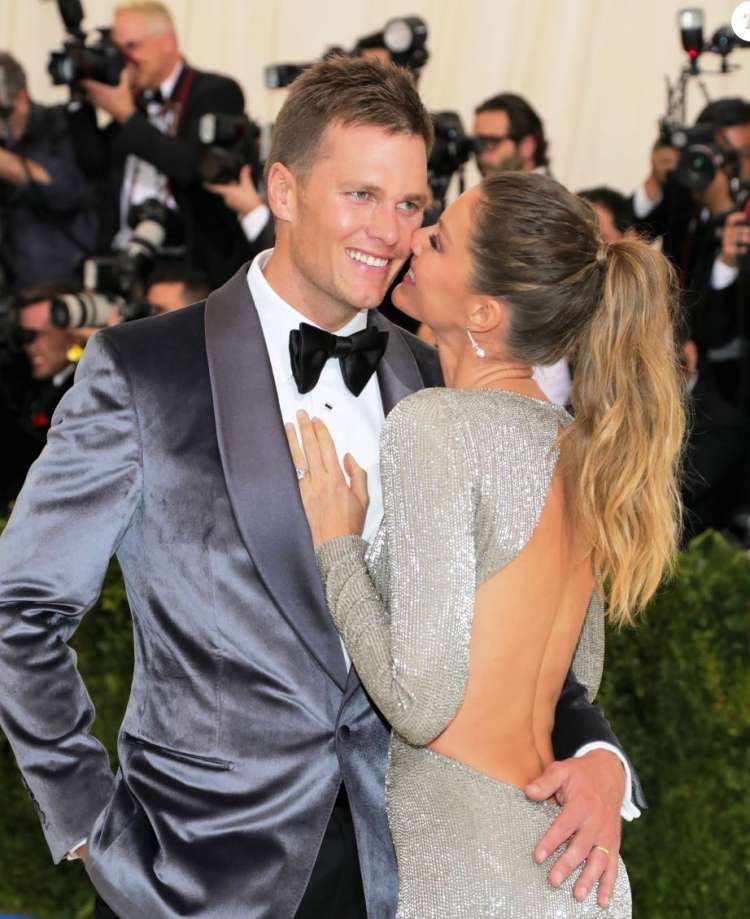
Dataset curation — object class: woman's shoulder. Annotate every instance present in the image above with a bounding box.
[388,387,570,431]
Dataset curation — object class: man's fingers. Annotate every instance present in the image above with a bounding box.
[547,827,593,887]
[572,846,610,904]
[596,852,620,909]
[525,761,563,801]
[532,806,577,865]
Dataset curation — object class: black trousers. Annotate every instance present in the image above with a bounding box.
[94,787,367,919]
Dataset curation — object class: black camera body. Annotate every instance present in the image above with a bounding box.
[197,113,261,185]
[659,119,738,193]
[427,112,478,214]
[47,0,124,90]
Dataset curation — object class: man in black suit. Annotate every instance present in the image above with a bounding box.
[72,1,262,286]
[632,98,750,404]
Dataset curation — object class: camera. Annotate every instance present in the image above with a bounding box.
[427,112,478,215]
[264,16,429,89]
[658,8,750,193]
[197,113,261,185]
[47,0,124,91]
[658,121,738,193]
[51,197,169,329]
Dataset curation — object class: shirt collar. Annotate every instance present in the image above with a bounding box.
[247,248,368,387]
[159,59,184,102]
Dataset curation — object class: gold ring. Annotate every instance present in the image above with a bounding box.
[593,845,610,857]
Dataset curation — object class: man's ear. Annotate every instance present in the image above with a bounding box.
[519,134,537,168]
[266,162,298,222]
[467,295,507,336]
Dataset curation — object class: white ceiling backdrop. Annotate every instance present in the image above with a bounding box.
[2,0,748,196]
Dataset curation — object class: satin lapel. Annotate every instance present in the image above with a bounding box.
[204,265,348,691]
[370,310,425,417]
[342,310,426,707]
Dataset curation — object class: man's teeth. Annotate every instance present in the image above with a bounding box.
[346,249,389,268]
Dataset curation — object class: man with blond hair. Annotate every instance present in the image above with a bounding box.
[73,0,261,285]
[0,57,640,918]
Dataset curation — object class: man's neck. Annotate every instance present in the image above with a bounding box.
[263,249,363,333]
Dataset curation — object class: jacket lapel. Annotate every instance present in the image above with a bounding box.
[204,265,349,691]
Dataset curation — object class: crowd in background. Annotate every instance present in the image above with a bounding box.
[1,0,750,545]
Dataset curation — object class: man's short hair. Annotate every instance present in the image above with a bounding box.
[578,186,634,235]
[114,1,175,33]
[695,97,750,129]
[474,92,549,168]
[16,281,77,310]
[147,265,211,303]
[265,56,433,183]
[0,52,27,101]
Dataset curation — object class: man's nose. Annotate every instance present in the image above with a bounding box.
[368,204,399,248]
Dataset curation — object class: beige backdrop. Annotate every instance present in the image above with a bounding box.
[1,0,748,196]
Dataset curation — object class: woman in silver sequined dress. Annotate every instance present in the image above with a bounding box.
[288,172,685,918]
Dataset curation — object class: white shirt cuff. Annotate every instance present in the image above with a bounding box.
[240,204,271,242]
[65,837,87,861]
[632,183,661,220]
[711,256,740,290]
[575,741,641,822]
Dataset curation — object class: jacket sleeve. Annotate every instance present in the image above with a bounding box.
[112,75,245,187]
[0,330,142,862]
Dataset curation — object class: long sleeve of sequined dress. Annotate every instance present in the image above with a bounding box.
[316,390,477,747]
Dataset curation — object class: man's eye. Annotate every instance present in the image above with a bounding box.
[429,233,441,251]
[397,200,420,213]
[349,191,373,201]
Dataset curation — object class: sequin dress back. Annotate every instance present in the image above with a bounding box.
[316,388,632,918]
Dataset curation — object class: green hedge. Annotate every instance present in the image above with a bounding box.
[0,529,748,918]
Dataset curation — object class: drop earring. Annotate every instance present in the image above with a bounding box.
[466,328,486,359]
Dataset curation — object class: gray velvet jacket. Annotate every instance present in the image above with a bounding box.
[0,263,633,918]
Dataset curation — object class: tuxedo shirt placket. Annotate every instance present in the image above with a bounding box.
[247,250,386,669]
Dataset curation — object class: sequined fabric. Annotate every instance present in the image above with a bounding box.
[316,388,631,917]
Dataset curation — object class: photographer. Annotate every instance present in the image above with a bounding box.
[204,163,275,254]
[146,263,210,314]
[2,282,80,510]
[473,92,550,177]
[0,52,97,290]
[633,98,750,404]
[71,1,251,286]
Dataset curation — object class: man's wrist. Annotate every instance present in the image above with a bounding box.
[575,741,641,821]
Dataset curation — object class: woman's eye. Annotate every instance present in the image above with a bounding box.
[429,233,441,251]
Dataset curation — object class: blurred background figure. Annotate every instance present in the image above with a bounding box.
[146,264,210,314]
[473,92,550,177]
[578,186,638,244]
[71,0,253,286]
[0,52,97,291]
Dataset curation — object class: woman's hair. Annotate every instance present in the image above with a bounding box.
[470,172,685,625]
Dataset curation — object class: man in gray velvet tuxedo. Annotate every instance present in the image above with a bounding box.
[0,58,642,918]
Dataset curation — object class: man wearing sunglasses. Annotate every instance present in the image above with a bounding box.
[473,92,550,178]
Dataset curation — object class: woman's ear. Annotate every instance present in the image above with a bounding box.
[467,296,507,336]
[266,162,297,222]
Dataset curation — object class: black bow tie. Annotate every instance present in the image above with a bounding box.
[138,87,165,110]
[289,322,389,397]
